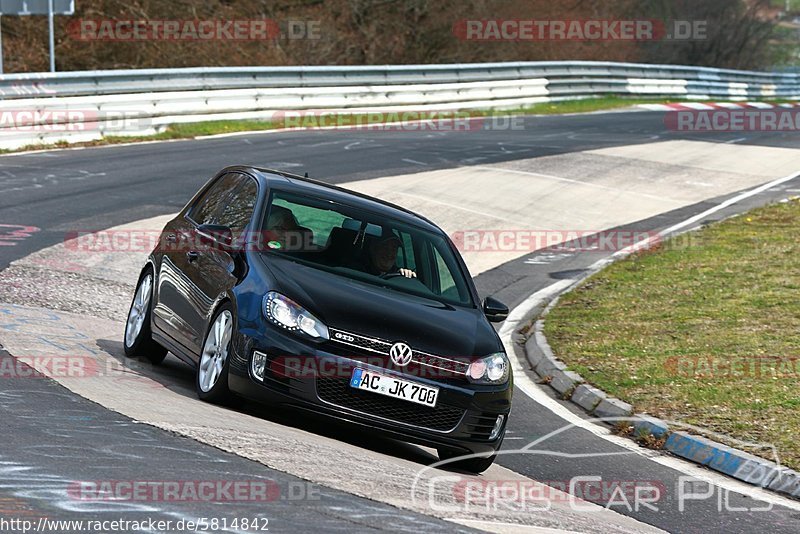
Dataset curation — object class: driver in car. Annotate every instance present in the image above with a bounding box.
[265,206,313,251]
[365,233,416,278]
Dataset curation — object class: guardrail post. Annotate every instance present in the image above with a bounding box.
[48,0,56,72]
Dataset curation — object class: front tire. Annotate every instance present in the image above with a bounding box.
[196,303,235,404]
[124,267,168,364]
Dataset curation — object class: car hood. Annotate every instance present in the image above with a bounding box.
[258,254,501,360]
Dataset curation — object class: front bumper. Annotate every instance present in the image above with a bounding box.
[227,323,512,456]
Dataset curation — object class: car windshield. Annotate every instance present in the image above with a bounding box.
[258,190,474,307]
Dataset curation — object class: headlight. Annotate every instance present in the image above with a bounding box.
[467,352,509,384]
[262,292,329,340]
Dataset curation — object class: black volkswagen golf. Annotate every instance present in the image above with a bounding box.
[124,166,512,473]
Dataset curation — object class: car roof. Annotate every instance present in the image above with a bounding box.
[229,165,444,234]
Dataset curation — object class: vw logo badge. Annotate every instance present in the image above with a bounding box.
[389,342,413,367]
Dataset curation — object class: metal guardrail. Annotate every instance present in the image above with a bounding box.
[1,60,798,149]
[3,61,800,98]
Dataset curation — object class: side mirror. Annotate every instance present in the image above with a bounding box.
[197,224,234,250]
[483,296,509,323]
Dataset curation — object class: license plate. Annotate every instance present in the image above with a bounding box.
[349,368,439,408]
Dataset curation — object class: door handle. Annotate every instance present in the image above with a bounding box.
[165,233,177,243]
[187,251,199,263]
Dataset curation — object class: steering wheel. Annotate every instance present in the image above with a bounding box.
[379,272,407,279]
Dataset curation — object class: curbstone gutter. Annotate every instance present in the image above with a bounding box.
[571,384,606,412]
[519,236,800,502]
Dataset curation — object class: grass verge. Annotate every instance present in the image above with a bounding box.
[543,199,800,469]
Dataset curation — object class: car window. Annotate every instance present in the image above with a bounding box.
[432,245,458,300]
[216,177,258,232]
[190,173,241,226]
[271,197,346,247]
[261,190,473,307]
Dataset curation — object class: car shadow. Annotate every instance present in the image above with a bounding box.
[96,338,442,468]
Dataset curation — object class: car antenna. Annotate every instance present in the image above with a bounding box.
[304,172,309,178]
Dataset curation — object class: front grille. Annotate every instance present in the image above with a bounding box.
[316,376,465,432]
[412,350,469,374]
[330,329,392,355]
[328,328,470,376]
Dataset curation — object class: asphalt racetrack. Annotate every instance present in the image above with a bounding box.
[2,109,800,533]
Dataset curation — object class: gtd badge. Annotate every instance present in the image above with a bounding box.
[389,342,413,367]
[334,332,355,342]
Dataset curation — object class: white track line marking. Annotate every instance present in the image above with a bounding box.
[657,170,800,238]
[499,169,800,511]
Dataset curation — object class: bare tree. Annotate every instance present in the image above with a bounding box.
[631,0,777,69]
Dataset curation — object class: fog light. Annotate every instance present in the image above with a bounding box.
[251,350,267,380]
[489,414,505,440]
